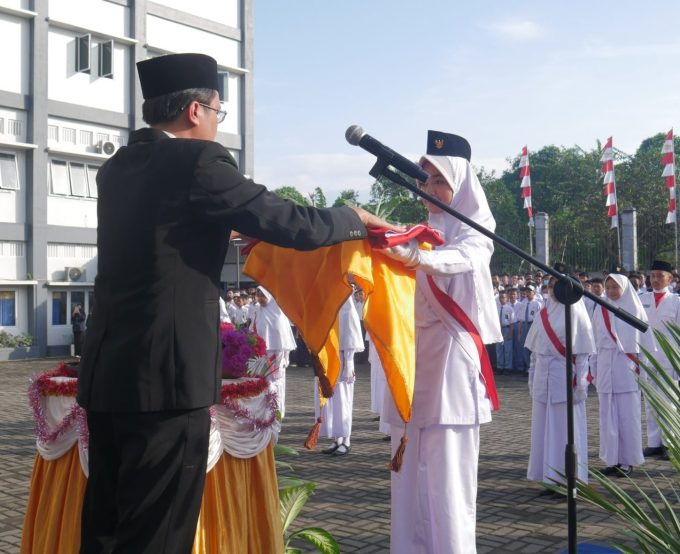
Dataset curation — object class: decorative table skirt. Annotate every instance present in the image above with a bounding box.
[21,366,283,554]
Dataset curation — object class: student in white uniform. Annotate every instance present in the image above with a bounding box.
[519,284,542,371]
[496,290,515,373]
[382,131,502,554]
[639,260,680,460]
[525,266,595,492]
[315,294,365,456]
[250,286,296,418]
[591,273,648,476]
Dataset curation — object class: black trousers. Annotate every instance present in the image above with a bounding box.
[80,408,210,554]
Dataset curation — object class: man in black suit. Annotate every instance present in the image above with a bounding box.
[77,53,397,553]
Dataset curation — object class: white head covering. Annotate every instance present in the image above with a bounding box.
[252,286,296,351]
[338,295,364,352]
[419,154,502,344]
[524,293,595,355]
[603,273,648,353]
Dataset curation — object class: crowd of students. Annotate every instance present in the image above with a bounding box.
[489,261,678,495]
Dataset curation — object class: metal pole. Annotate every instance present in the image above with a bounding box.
[529,222,534,257]
[564,304,577,554]
[616,220,622,267]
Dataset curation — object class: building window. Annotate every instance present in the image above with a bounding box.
[96,133,109,144]
[7,120,21,137]
[48,125,59,142]
[52,291,67,325]
[0,118,4,135]
[218,72,230,102]
[0,291,16,326]
[76,34,91,73]
[50,160,70,195]
[98,40,114,78]
[0,153,19,191]
[63,127,76,144]
[86,165,99,198]
[50,160,99,198]
[80,130,93,146]
[69,163,88,197]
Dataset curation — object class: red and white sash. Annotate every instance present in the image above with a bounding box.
[426,275,499,411]
[601,306,639,374]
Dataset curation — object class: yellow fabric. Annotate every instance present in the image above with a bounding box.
[243,240,416,423]
[21,447,85,554]
[21,444,283,554]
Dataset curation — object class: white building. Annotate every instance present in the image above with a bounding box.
[0,0,253,356]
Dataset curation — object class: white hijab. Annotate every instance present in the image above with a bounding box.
[601,273,648,353]
[338,295,364,352]
[524,291,595,355]
[252,286,296,352]
[420,154,502,344]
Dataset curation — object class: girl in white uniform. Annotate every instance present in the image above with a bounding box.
[251,286,296,418]
[525,272,595,487]
[383,131,502,554]
[590,273,648,475]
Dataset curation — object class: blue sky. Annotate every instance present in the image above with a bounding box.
[252,1,680,203]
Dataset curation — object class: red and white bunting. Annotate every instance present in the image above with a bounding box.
[662,128,676,224]
[600,136,618,229]
[519,145,534,225]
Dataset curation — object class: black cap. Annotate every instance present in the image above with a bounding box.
[651,260,673,273]
[137,53,218,100]
[426,130,471,161]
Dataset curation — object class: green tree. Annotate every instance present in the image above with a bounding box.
[272,186,310,206]
[332,189,360,207]
[308,187,327,208]
[363,173,427,225]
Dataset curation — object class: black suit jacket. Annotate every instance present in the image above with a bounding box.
[77,128,366,412]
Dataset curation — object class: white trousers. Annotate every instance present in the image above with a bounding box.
[314,350,355,438]
[527,398,588,484]
[390,424,480,554]
[269,351,289,419]
[598,391,643,467]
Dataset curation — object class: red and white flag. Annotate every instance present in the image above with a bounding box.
[600,137,618,229]
[519,145,534,225]
[662,129,676,224]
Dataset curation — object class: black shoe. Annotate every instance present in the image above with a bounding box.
[600,465,619,476]
[615,465,633,477]
[322,443,340,454]
[643,446,664,457]
[382,435,391,442]
[537,488,555,497]
[332,444,350,457]
[372,416,381,421]
[660,447,670,461]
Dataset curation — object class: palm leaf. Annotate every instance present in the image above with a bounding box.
[280,482,316,534]
[285,528,340,554]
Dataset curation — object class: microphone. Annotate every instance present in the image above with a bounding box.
[345,125,429,182]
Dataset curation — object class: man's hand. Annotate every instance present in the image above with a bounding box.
[351,206,405,233]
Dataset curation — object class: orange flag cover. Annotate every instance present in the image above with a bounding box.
[243,239,416,424]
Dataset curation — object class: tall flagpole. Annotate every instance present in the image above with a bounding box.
[662,129,677,267]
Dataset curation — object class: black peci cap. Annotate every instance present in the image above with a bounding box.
[426,130,471,161]
[651,259,673,273]
[137,53,218,100]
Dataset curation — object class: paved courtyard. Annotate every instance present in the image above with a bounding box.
[0,358,677,553]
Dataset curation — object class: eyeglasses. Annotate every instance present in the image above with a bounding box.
[197,102,227,124]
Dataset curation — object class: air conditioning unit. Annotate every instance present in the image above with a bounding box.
[65,266,86,282]
[97,140,117,156]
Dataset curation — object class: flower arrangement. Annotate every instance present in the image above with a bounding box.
[220,322,275,379]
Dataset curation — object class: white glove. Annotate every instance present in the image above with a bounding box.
[382,239,420,267]
[347,371,356,384]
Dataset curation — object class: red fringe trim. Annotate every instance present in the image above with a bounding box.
[304,417,323,450]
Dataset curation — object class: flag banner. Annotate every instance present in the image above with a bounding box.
[519,145,533,223]
[662,129,676,225]
[601,136,619,228]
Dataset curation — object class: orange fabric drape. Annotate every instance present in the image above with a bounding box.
[243,240,416,423]
[20,444,283,554]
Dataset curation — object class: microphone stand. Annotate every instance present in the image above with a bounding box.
[369,159,648,554]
